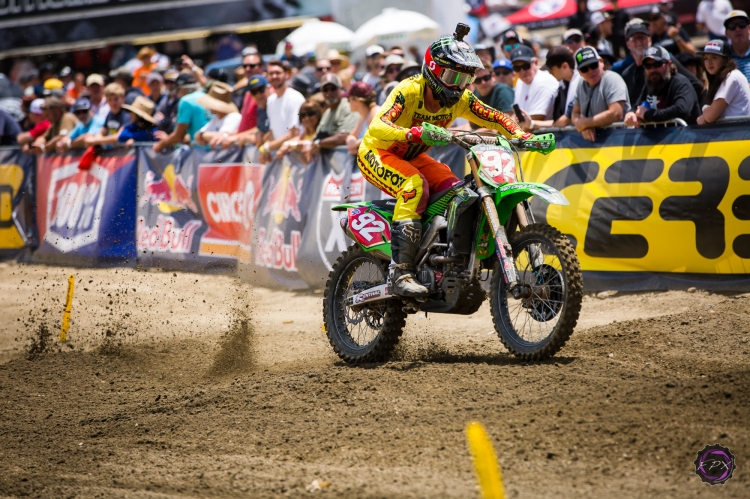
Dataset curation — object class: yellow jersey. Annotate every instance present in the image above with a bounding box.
[363,74,527,161]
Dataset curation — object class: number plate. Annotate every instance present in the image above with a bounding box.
[478,149,516,186]
[347,208,391,249]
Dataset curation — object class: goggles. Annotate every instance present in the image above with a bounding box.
[436,67,475,89]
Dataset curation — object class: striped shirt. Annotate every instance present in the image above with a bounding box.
[732,46,750,82]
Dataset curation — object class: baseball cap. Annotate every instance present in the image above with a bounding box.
[43,78,63,90]
[643,46,670,63]
[320,73,343,89]
[365,44,385,57]
[30,98,45,115]
[71,98,91,112]
[346,81,373,99]
[697,39,732,58]
[242,46,259,56]
[492,59,513,71]
[163,69,180,82]
[575,46,601,70]
[510,45,535,64]
[724,10,749,27]
[247,74,268,90]
[109,67,133,81]
[625,21,650,39]
[59,66,72,78]
[146,73,163,84]
[590,11,611,26]
[175,73,197,86]
[500,29,523,45]
[86,73,105,86]
[649,5,664,19]
[563,29,584,42]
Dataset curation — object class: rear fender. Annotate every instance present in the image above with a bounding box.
[494,182,568,225]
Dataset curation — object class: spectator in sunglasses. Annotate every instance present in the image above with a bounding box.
[492,59,514,87]
[498,29,523,60]
[473,58,513,117]
[224,75,272,148]
[697,39,750,124]
[312,73,358,150]
[648,6,695,56]
[511,45,559,125]
[572,47,630,142]
[624,46,701,127]
[724,10,750,81]
[563,29,585,53]
[276,101,322,162]
[237,52,265,134]
[363,45,385,89]
[377,54,405,105]
[58,98,105,152]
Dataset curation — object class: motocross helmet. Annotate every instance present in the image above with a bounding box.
[423,23,484,108]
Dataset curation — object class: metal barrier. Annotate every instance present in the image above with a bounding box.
[537,118,688,133]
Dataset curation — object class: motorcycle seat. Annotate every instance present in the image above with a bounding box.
[370,199,396,212]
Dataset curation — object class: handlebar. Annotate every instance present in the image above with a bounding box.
[450,132,526,150]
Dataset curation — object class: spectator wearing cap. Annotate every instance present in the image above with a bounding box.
[473,58,513,115]
[85,83,131,147]
[591,11,615,55]
[326,50,350,73]
[345,82,378,155]
[378,54,406,105]
[363,45,385,89]
[0,108,21,146]
[622,21,704,108]
[153,70,180,134]
[649,6,696,55]
[724,10,750,82]
[237,51,265,134]
[58,98,104,152]
[624,46,701,127]
[86,74,109,119]
[696,0,734,40]
[474,43,495,65]
[312,73,358,151]
[153,73,211,152]
[32,97,79,153]
[259,59,306,159]
[492,59,514,88]
[697,40,750,124]
[511,45,559,124]
[147,73,165,106]
[17,98,49,151]
[281,41,303,69]
[499,30,523,60]
[132,47,156,95]
[225,75,271,148]
[563,29,585,54]
[195,82,241,149]
[572,47,630,142]
[521,46,579,130]
[118,96,158,145]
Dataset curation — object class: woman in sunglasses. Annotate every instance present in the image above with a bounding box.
[696,39,750,124]
[473,58,513,116]
[276,100,322,161]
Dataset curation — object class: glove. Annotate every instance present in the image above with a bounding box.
[406,122,452,147]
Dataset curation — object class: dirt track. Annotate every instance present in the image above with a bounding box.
[1,262,748,498]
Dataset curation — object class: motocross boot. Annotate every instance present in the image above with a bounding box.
[389,220,429,298]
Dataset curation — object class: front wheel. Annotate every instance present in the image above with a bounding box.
[490,223,583,361]
[323,246,406,363]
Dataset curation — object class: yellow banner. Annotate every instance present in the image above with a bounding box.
[0,163,26,250]
[521,140,750,274]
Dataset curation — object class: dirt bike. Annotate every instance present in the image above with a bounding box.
[322,128,582,364]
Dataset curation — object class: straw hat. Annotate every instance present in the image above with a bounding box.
[122,96,156,124]
[197,81,239,115]
[325,49,350,68]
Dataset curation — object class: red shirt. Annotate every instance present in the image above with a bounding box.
[29,120,51,138]
[238,92,257,132]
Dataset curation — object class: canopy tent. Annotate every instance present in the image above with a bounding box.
[506,0,660,29]
[351,8,441,51]
[275,19,354,57]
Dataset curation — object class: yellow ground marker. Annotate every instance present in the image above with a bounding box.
[60,273,75,342]
[466,421,506,499]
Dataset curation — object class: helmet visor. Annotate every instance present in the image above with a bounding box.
[437,68,475,89]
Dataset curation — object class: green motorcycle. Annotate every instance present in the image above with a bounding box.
[323,125,582,363]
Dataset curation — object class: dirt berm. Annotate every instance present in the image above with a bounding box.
[0,263,747,498]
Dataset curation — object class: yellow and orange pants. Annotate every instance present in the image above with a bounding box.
[357,148,458,221]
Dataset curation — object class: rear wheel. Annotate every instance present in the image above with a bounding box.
[490,224,582,360]
[323,246,406,363]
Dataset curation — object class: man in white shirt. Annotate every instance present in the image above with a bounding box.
[260,59,306,159]
[511,45,559,122]
[362,45,384,88]
[696,0,734,39]
[86,74,109,120]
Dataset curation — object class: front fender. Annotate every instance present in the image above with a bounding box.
[493,182,569,225]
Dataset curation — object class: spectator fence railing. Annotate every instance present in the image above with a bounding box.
[537,118,688,133]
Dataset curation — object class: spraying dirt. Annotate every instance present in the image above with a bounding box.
[0,262,747,498]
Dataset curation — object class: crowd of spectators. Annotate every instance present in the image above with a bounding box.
[2,3,750,151]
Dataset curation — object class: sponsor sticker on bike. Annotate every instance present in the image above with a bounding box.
[347,207,390,249]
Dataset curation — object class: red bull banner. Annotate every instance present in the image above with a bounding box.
[34,149,137,266]
[0,147,36,260]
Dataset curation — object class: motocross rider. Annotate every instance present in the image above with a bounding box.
[358,25,545,298]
